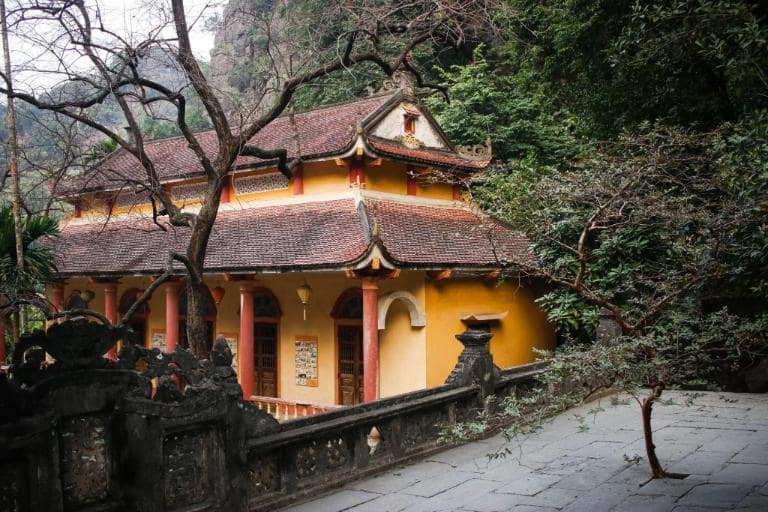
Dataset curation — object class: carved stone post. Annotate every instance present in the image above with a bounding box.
[445,326,498,399]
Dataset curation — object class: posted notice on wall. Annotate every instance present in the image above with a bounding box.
[295,336,318,387]
[151,329,166,350]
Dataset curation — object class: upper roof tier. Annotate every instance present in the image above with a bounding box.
[70,90,490,195]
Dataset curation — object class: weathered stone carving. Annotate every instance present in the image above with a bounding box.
[59,414,111,508]
[163,428,219,509]
[11,319,122,380]
[248,455,280,498]
[445,326,500,398]
[457,137,492,162]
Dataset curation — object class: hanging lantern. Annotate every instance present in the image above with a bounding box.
[211,286,226,305]
[296,283,312,321]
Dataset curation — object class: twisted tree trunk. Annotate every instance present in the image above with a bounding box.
[641,382,669,479]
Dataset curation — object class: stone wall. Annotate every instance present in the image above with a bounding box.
[0,320,544,512]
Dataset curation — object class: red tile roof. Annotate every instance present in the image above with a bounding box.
[71,94,395,193]
[51,196,534,276]
[53,199,369,276]
[367,137,489,171]
[365,198,536,268]
[68,93,489,193]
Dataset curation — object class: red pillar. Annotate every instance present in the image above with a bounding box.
[239,285,255,400]
[104,282,118,360]
[362,279,380,402]
[349,159,366,187]
[51,284,65,313]
[220,175,232,203]
[406,165,417,196]
[50,283,65,328]
[165,282,181,352]
[292,164,304,195]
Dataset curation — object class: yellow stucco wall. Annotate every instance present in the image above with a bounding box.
[366,160,407,195]
[376,272,427,398]
[301,161,349,195]
[424,278,556,388]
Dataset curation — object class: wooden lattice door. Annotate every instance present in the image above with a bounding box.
[337,325,363,405]
[254,322,278,397]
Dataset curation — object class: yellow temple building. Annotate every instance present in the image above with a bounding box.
[47,80,555,410]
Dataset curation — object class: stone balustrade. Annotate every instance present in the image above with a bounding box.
[0,320,545,512]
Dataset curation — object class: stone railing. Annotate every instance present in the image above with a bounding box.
[0,321,544,512]
[249,395,338,421]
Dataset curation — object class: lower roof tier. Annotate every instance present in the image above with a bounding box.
[50,192,536,277]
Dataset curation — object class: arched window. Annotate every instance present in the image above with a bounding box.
[332,288,363,405]
[331,288,363,320]
[253,289,281,318]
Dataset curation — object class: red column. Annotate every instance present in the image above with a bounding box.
[292,164,304,195]
[239,285,255,400]
[104,282,118,360]
[349,159,366,187]
[362,279,380,402]
[406,165,417,196]
[51,284,65,313]
[452,184,462,200]
[220,175,232,203]
[165,282,181,352]
[50,283,65,328]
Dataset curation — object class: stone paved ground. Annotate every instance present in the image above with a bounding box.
[282,391,768,512]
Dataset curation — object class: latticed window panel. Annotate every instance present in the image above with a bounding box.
[234,173,289,195]
[171,182,208,201]
[114,190,151,208]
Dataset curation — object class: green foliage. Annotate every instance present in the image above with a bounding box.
[499,0,768,136]
[426,46,577,164]
[0,206,59,302]
[84,138,118,164]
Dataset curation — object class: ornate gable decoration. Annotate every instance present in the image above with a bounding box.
[456,137,493,162]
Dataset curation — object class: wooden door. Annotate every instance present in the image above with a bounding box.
[254,322,278,397]
[338,325,363,405]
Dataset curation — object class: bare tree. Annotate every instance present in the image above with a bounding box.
[0,0,496,357]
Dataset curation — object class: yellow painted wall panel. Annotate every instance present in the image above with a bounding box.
[302,161,349,194]
[365,160,407,194]
[424,279,555,388]
[416,182,454,200]
[377,272,427,397]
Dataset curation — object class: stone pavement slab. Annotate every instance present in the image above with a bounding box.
[281,391,768,511]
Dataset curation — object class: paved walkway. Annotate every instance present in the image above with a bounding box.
[283,391,768,512]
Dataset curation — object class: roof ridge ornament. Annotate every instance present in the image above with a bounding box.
[457,137,492,161]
